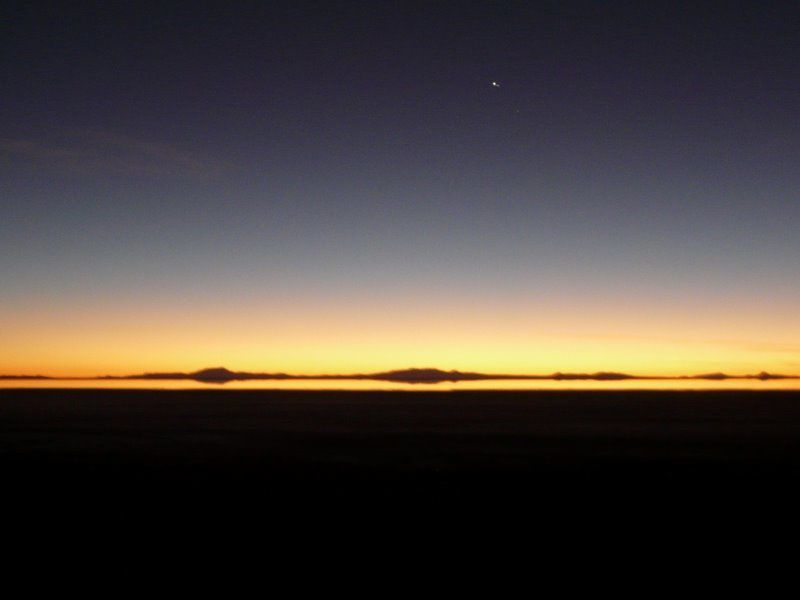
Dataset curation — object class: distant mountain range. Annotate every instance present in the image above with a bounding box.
[1,367,796,384]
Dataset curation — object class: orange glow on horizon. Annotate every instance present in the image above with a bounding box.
[2,287,799,378]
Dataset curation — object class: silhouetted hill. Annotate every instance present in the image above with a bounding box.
[371,368,488,383]
[693,372,730,380]
[685,372,791,381]
[6,367,799,385]
[191,367,241,382]
[751,371,787,380]
[552,372,635,381]
[113,367,289,383]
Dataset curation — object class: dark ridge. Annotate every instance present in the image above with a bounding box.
[751,371,787,380]
[371,368,488,383]
[692,372,730,380]
[190,367,241,382]
[552,372,635,381]
[4,367,799,384]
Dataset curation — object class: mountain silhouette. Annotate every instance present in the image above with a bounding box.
[3,367,797,384]
[191,367,241,382]
[552,372,635,381]
[693,372,730,380]
[371,368,487,383]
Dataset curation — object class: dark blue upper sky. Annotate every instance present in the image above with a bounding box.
[2,1,799,374]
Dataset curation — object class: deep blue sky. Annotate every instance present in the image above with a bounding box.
[2,1,799,374]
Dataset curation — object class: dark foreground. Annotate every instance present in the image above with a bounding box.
[3,388,800,533]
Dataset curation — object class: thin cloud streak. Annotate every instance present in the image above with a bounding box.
[0,130,224,178]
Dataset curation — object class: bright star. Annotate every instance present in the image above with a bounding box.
[491,81,500,87]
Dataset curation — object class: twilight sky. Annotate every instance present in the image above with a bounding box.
[2,1,799,376]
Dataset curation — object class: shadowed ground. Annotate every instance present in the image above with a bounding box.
[3,388,796,576]
[3,388,800,516]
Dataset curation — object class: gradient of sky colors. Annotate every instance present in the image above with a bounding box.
[2,1,799,377]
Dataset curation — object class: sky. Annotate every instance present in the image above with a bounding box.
[2,1,799,377]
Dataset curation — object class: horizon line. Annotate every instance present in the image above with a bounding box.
[2,366,798,384]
